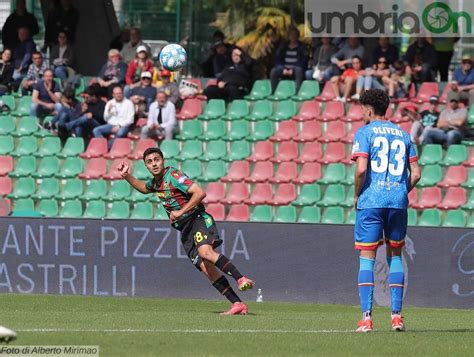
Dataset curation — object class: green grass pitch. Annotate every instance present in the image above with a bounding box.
[2,294,474,356]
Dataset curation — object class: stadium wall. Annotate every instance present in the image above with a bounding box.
[0,218,472,309]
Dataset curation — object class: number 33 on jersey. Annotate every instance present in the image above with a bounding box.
[351,121,418,210]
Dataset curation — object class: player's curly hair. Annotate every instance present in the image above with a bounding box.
[143,147,164,160]
[359,89,390,116]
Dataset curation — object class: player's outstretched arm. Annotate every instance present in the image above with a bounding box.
[408,160,421,192]
[169,183,206,221]
[118,161,150,194]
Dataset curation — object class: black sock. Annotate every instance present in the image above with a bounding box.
[215,254,244,281]
[212,276,241,303]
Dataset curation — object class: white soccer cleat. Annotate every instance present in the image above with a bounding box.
[0,326,16,343]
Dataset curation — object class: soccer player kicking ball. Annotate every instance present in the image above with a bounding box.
[351,89,421,332]
[118,147,255,315]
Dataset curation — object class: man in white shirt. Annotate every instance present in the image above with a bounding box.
[141,91,176,140]
[93,85,135,148]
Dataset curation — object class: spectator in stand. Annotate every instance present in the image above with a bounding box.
[120,28,149,63]
[330,55,364,102]
[404,37,437,83]
[110,28,130,52]
[21,51,48,95]
[96,49,127,98]
[156,69,179,105]
[129,71,157,117]
[432,37,459,82]
[327,36,365,82]
[2,0,39,51]
[409,95,440,144]
[372,37,399,66]
[449,54,474,106]
[305,35,337,82]
[352,56,391,101]
[44,0,79,50]
[30,69,62,117]
[48,86,81,134]
[200,30,233,78]
[124,45,154,98]
[50,31,76,85]
[0,49,14,96]
[423,92,467,147]
[141,91,176,140]
[270,26,308,92]
[203,48,252,102]
[93,85,134,149]
[12,27,36,87]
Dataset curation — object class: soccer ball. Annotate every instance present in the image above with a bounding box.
[159,44,187,72]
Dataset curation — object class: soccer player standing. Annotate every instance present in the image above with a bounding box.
[351,89,421,332]
[118,147,255,315]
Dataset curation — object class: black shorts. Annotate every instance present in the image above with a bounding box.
[180,212,222,269]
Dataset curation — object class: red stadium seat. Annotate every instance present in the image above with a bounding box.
[80,138,108,159]
[463,149,474,167]
[437,187,466,210]
[79,158,107,179]
[341,122,364,144]
[247,141,274,162]
[271,141,299,163]
[297,142,323,163]
[294,162,322,184]
[0,156,13,176]
[320,121,346,142]
[412,82,439,103]
[411,187,441,209]
[225,182,250,204]
[437,165,467,187]
[270,121,298,142]
[316,81,336,102]
[103,158,130,180]
[408,188,418,207]
[104,138,132,159]
[271,183,297,205]
[221,161,250,182]
[226,204,250,222]
[206,203,225,220]
[295,120,321,142]
[206,79,217,88]
[203,182,225,204]
[439,83,450,104]
[390,102,417,123]
[318,142,347,164]
[293,100,321,121]
[0,176,12,196]
[343,102,363,122]
[128,139,157,160]
[270,162,297,183]
[398,121,412,135]
[176,98,202,120]
[245,161,274,183]
[0,198,11,216]
[245,183,273,205]
[318,101,345,121]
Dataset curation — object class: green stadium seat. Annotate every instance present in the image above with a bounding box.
[441,144,468,166]
[463,169,474,189]
[268,80,296,101]
[226,120,249,141]
[14,117,37,136]
[244,80,271,100]
[32,178,60,199]
[443,209,466,227]
[274,206,297,223]
[467,104,474,125]
[202,160,226,182]
[59,179,84,200]
[297,206,321,223]
[32,157,60,178]
[418,144,443,166]
[60,199,83,218]
[181,160,202,180]
[245,100,273,121]
[58,137,85,158]
[250,205,273,222]
[202,140,227,161]
[35,137,61,157]
[319,184,345,207]
[340,186,355,208]
[201,120,226,141]
[57,157,84,179]
[272,100,297,121]
[74,77,86,96]
[318,163,346,184]
[2,95,16,111]
[321,207,345,224]
[293,81,320,101]
[225,99,250,121]
[0,116,15,135]
[418,165,442,187]
[9,156,37,178]
[248,120,274,141]
[12,198,35,213]
[12,136,38,157]
[131,202,154,219]
[176,120,202,140]
[340,164,355,185]
[165,159,178,169]
[38,199,59,217]
[198,99,226,120]
[127,188,149,203]
[0,136,14,155]
[155,204,168,220]
[83,200,106,218]
[107,201,130,219]
[133,160,151,180]
[417,208,442,226]
[408,208,418,226]
[344,210,355,224]
[106,181,131,202]
[462,190,474,210]
[14,96,32,116]
[292,184,321,206]
[159,140,180,159]
[226,141,251,161]
[81,180,107,201]
[179,140,202,161]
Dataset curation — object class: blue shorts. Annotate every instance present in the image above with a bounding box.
[354,208,407,251]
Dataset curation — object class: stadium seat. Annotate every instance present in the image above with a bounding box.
[439,83,450,104]
[202,140,227,161]
[32,178,60,199]
[318,101,344,122]
[1,95,16,111]
[463,148,474,167]
[81,180,107,201]
[442,144,468,166]
[226,204,250,222]
[245,100,273,121]
[35,137,61,157]
[320,184,346,207]
[274,206,297,223]
[58,179,83,200]
[270,162,298,183]
[103,159,130,180]
[411,187,442,209]
[297,142,323,163]
[107,201,130,219]
[318,142,347,164]
[80,138,108,159]
[106,181,131,202]
[268,80,296,101]
[227,141,251,161]
[407,208,417,226]
[0,136,14,155]
[79,158,107,180]
[468,104,474,125]
[341,122,364,144]
[159,140,180,159]
[11,198,34,214]
[320,121,346,142]
[221,161,250,183]
[0,156,13,176]
[198,99,226,120]
[293,80,320,101]
[272,100,297,121]
[7,177,35,199]
[340,164,355,185]
[58,137,85,158]
[203,182,225,204]
[315,81,336,102]
[295,120,321,142]
[202,160,226,182]
[127,188,149,203]
[176,120,202,140]
[176,98,202,120]
[38,199,59,217]
[437,187,466,210]
[248,120,274,141]
[57,157,84,179]
[12,136,38,156]
[437,165,467,187]
[462,189,474,209]
[0,116,15,135]
[412,82,439,103]
[297,206,321,223]
[224,182,250,204]
[390,102,416,123]
[271,141,298,163]
[418,165,442,187]
[418,144,443,165]
[59,199,83,218]
[104,138,132,159]
[151,204,166,219]
[9,156,36,178]
[321,207,345,224]
[132,160,151,180]
[0,176,12,196]
[128,139,157,160]
[294,162,322,184]
[14,116,37,136]
[417,208,442,226]
[14,96,33,116]
[245,80,271,100]
[83,200,106,218]
[130,202,154,220]
[250,205,272,222]
[201,120,226,141]
[179,140,203,160]
[293,100,321,121]
[272,183,296,205]
[226,120,249,141]
[270,121,298,142]
[318,163,346,184]
[181,160,202,179]
[225,99,250,121]
[340,186,355,208]
[247,141,274,162]
[342,103,363,122]
[293,184,321,206]
[206,203,225,220]
[246,161,274,183]
[462,168,474,188]
[245,183,273,205]
[165,159,178,168]
[443,209,466,227]
[408,188,418,207]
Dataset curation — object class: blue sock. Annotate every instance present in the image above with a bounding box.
[388,256,404,313]
[358,257,375,315]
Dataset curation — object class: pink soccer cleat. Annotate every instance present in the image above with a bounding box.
[237,277,255,291]
[391,314,405,331]
[356,318,373,333]
[221,302,248,315]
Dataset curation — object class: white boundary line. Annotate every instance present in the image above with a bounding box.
[17,328,354,334]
